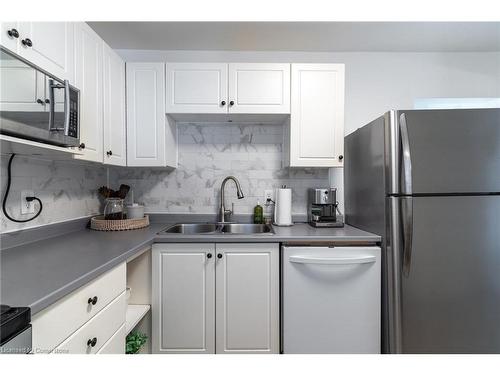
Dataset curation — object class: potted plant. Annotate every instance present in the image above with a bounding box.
[126,331,148,354]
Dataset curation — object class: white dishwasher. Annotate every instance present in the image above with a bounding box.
[282,246,381,353]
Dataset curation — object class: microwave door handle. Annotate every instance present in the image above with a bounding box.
[63,79,70,136]
[48,79,55,131]
[399,113,412,195]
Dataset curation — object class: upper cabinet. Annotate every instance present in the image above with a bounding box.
[287,63,345,168]
[166,63,227,113]
[1,22,75,81]
[166,63,290,114]
[228,63,290,114]
[127,62,177,168]
[73,22,103,163]
[103,44,127,166]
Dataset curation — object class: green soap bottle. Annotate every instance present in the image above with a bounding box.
[253,200,263,224]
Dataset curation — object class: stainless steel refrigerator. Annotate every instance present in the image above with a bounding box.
[344,108,500,353]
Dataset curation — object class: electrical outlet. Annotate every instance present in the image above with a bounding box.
[264,189,274,204]
[21,190,35,215]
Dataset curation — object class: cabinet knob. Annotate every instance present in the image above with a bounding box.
[45,99,50,104]
[87,296,98,305]
[7,28,19,38]
[21,38,32,47]
[87,337,97,347]
[79,143,86,150]
[229,101,234,106]
[217,253,223,259]
[106,150,113,156]
[36,99,44,105]
[207,253,212,259]
[221,101,226,106]
[338,155,344,161]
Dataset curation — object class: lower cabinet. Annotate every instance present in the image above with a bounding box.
[31,263,126,354]
[152,243,279,354]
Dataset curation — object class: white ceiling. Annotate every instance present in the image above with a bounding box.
[87,22,500,52]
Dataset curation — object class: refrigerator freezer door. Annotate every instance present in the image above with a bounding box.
[395,108,500,195]
[400,195,500,353]
[282,246,381,353]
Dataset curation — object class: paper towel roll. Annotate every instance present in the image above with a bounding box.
[274,187,293,226]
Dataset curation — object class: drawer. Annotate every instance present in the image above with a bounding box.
[97,324,126,354]
[32,263,126,353]
[53,291,126,354]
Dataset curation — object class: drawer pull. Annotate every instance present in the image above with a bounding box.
[87,296,98,305]
[87,337,97,347]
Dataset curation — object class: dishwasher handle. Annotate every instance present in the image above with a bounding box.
[289,255,377,265]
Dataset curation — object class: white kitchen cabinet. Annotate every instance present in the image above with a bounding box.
[73,22,103,163]
[215,243,279,354]
[165,63,290,115]
[15,22,75,82]
[54,292,126,354]
[166,63,228,113]
[152,243,215,354]
[103,43,126,166]
[1,22,74,81]
[228,63,290,114]
[152,242,279,354]
[32,263,126,354]
[287,63,345,168]
[126,62,177,167]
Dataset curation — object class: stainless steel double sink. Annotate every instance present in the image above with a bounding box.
[159,223,275,235]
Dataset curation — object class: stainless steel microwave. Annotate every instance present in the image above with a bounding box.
[0,47,80,147]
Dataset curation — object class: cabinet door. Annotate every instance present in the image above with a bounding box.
[166,63,227,113]
[103,43,126,166]
[152,243,215,354]
[127,63,176,167]
[73,22,103,163]
[1,22,20,53]
[228,63,290,114]
[215,243,279,354]
[17,22,74,81]
[289,64,345,167]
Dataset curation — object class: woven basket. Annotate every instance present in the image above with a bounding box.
[90,215,150,231]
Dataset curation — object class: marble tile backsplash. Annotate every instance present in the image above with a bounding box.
[113,123,330,216]
[1,155,107,232]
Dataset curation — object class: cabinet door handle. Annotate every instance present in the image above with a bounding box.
[221,100,226,106]
[229,100,234,106]
[79,143,86,150]
[207,253,212,259]
[21,38,33,47]
[87,337,97,347]
[87,296,98,305]
[106,150,113,156]
[36,99,44,105]
[7,28,19,38]
[338,155,344,161]
[217,253,223,259]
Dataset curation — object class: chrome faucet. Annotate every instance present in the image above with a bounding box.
[218,176,244,223]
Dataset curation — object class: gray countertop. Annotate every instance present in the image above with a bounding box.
[0,221,380,315]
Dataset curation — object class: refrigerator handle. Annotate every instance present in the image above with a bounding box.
[399,113,412,195]
[401,197,413,277]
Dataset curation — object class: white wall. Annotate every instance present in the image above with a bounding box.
[118,49,500,211]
